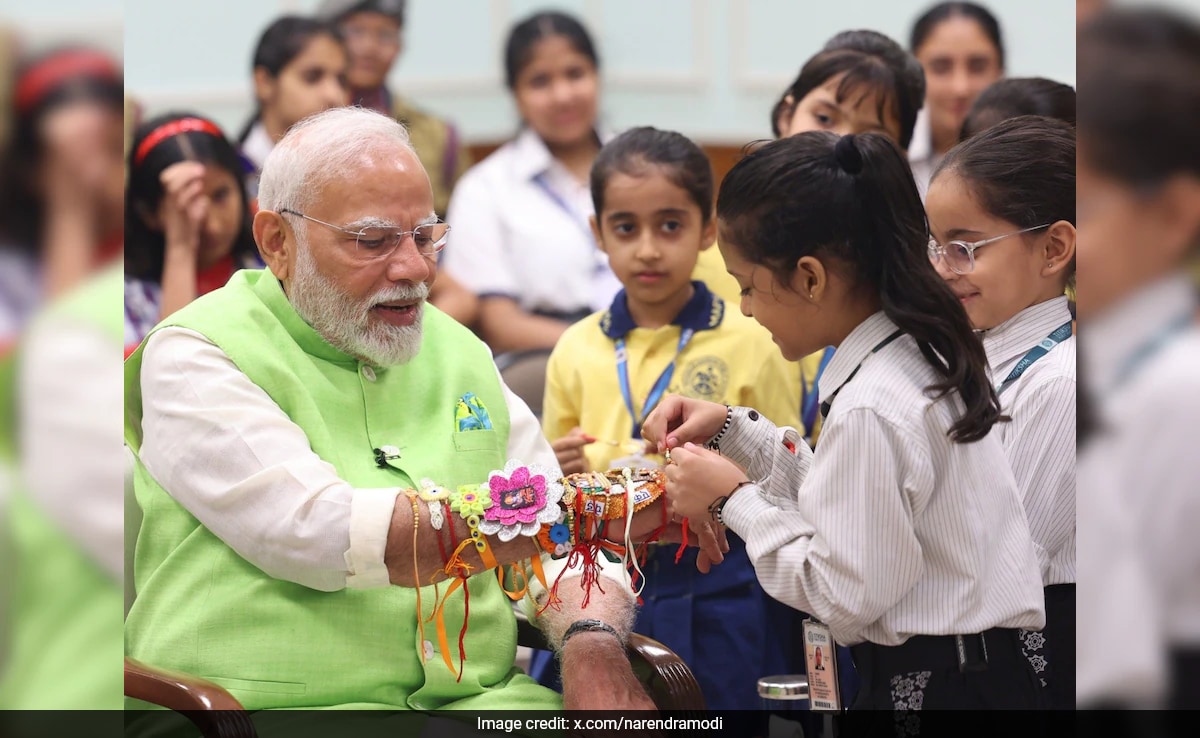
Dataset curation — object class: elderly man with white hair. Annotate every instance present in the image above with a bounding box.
[123,107,655,711]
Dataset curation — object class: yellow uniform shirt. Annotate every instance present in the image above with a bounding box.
[544,282,801,471]
[692,244,830,444]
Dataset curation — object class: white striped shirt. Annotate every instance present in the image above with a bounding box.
[718,310,1045,646]
[982,296,1076,586]
[1076,273,1200,704]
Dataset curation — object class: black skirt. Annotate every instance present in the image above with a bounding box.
[848,628,1044,710]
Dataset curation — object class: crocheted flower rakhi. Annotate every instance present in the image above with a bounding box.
[448,483,492,523]
[478,460,564,541]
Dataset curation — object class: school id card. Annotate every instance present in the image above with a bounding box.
[802,619,842,712]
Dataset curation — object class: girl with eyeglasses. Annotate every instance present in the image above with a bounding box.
[926,115,1077,709]
[641,131,1045,711]
[124,113,261,357]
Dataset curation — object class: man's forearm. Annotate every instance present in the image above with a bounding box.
[383,495,546,587]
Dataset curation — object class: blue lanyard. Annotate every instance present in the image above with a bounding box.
[615,328,694,438]
[801,347,836,435]
[819,330,904,420]
[1110,313,1195,390]
[996,321,1073,396]
[533,173,595,244]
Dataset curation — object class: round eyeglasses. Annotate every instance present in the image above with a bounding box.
[927,224,1052,275]
[281,209,450,260]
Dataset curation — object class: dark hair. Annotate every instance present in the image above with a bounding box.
[238,16,346,144]
[125,112,257,283]
[590,126,714,225]
[0,46,122,251]
[1077,7,1200,185]
[959,78,1075,141]
[910,2,1005,68]
[504,10,598,89]
[770,32,925,149]
[717,132,1001,443]
[937,115,1076,285]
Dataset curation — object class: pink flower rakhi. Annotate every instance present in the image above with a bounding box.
[477,460,564,542]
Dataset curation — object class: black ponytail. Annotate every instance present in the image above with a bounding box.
[717,131,1001,443]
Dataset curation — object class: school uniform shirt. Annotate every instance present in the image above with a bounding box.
[907,108,941,202]
[441,127,620,319]
[543,281,801,471]
[239,120,273,200]
[1076,273,1200,705]
[982,295,1076,586]
[123,251,264,355]
[717,310,1046,647]
[541,280,804,708]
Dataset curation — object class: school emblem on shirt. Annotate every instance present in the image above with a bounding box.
[679,355,729,400]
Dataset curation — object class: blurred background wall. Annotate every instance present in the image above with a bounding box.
[118,0,1076,146]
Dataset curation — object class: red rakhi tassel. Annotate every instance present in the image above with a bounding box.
[674,518,690,564]
[455,583,470,683]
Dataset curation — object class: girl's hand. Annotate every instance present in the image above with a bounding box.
[551,427,591,475]
[157,161,209,255]
[641,395,728,453]
[663,442,749,525]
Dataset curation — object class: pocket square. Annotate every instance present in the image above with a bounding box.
[455,392,493,431]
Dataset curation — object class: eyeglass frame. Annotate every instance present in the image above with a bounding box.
[927,223,1053,275]
[279,209,450,259]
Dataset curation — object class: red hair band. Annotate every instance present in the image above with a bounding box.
[14,49,120,115]
[134,117,225,167]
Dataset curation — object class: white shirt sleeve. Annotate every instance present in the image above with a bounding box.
[20,317,124,581]
[717,406,809,512]
[138,327,400,592]
[720,407,927,637]
[441,169,519,299]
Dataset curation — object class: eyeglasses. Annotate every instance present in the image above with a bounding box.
[927,224,1052,275]
[281,209,450,259]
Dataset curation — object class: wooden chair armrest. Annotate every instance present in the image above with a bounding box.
[124,657,257,738]
[516,612,706,712]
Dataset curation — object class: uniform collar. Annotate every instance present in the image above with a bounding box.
[981,295,1073,368]
[908,107,935,164]
[599,281,724,339]
[240,121,274,172]
[511,126,614,182]
[817,310,902,402]
[1083,272,1199,391]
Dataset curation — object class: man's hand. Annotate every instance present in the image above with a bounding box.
[560,631,656,711]
[551,427,592,475]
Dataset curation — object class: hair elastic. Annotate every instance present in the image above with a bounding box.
[134,117,225,166]
[834,134,864,175]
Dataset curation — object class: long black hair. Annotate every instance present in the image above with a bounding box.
[238,16,346,144]
[590,127,713,224]
[125,112,257,283]
[717,131,1001,443]
[960,78,1076,141]
[1077,6,1200,187]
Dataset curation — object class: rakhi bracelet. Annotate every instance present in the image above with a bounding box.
[706,405,734,451]
[561,468,665,521]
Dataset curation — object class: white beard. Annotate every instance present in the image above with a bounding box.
[288,238,428,367]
